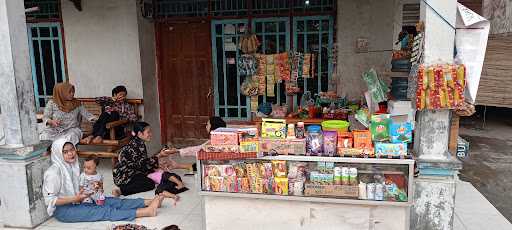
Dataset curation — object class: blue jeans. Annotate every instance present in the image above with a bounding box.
[54,197,145,222]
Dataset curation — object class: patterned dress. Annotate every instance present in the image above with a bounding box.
[40,100,96,142]
[113,137,158,186]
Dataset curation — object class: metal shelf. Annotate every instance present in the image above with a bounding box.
[199,191,412,207]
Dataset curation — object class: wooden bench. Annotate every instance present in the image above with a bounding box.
[76,98,143,163]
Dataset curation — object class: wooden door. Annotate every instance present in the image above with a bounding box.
[157,21,213,145]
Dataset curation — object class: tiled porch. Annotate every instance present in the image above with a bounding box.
[4,157,511,230]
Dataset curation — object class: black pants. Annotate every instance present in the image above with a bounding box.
[92,111,125,139]
[119,173,155,196]
[155,172,189,195]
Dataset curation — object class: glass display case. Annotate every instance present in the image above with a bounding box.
[198,155,414,206]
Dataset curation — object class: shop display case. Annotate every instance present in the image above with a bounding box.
[198,155,414,207]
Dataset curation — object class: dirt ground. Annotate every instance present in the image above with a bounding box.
[458,106,512,222]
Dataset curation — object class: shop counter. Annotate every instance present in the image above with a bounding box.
[197,155,414,230]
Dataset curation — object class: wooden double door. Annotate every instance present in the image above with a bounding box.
[157,21,213,145]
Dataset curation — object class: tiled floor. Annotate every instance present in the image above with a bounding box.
[32,159,204,230]
[3,159,511,230]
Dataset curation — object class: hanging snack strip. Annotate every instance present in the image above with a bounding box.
[266,55,276,97]
[275,52,291,81]
[237,54,258,76]
[255,54,267,95]
[289,51,304,82]
[302,53,316,78]
[415,64,466,110]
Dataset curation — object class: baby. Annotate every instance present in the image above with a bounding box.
[79,156,104,204]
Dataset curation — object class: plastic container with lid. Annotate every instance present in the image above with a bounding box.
[321,120,349,134]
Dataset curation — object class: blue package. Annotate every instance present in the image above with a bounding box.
[374,142,407,157]
[389,122,412,143]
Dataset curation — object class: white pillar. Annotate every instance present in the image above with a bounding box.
[411,1,462,230]
[0,0,39,148]
[0,0,51,228]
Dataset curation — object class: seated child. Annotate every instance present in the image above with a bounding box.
[83,85,138,144]
[79,156,105,204]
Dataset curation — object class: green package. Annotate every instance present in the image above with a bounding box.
[370,114,391,141]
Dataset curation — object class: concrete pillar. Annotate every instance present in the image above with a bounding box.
[0,0,51,228]
[0,0,39,148]
[411,0,463,230]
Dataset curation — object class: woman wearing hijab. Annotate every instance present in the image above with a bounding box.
[40,82,97,142]
[43,138,164,222]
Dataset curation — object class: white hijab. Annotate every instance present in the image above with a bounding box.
[43,137,80,216]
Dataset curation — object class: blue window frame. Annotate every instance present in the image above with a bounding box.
[27,23,66,109]
[212,15,334,121]
[292,15,334,108]
[252,17,290,106]
[212,19,250,121]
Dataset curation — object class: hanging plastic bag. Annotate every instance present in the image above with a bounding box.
[240,34,261,54]
[241,77,259,96]
[362,69,389,104]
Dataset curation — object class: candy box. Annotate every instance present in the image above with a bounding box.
[261,118,287,139]
[370,114,391,142]
[210,128,240,145]
[240,141,259,153]
[203,143,239,153]
[238,128,259,142]
[287,139,307,155]
[337,148,374,157]
[353,130,372,148]
[389,121,413,143]
[374,142,407,157]
[260,139,288,155]
[337,132,353,148]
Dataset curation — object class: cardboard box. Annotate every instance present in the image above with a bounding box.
[240,141,258,153]
[374,142,407,157]
[210,128,240,145]
[261,118,287,139]
[304,184,359,198]
[259,139,306,155]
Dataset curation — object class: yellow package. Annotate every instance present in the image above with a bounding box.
[261,118,287,139]
[427,67,435,90]
[273,177,289,195]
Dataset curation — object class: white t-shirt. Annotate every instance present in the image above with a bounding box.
[78,172,103,203]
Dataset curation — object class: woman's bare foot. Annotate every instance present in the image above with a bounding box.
[82,135,93,144]
[160,191,179,206]
[156,195,165,208]
[136,196,161,217]
[92,136,103,144]
[112,188,121,197]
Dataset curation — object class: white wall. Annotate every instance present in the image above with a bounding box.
[61,0,143,99]
[336,0,398,100]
